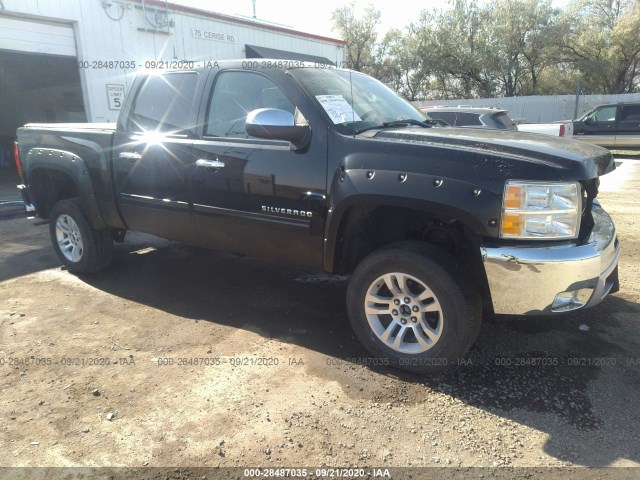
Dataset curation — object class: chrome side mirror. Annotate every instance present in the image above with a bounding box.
[246,108,311,151]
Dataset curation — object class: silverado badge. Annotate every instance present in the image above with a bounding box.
[262,206,312,218]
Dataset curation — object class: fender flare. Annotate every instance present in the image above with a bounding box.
[25,148,106,229]
[323,168,501,272]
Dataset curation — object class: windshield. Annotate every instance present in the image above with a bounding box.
[289,67,429,134]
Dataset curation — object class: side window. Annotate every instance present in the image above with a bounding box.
[456,113,483,126]
[128,72,198,133]
[592,106,616,122]
[206,71,295,138]
[429,112,455,125]
[620,105,640,121]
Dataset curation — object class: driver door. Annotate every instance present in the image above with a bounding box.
[189,70,327,267]
[575,105,617,146]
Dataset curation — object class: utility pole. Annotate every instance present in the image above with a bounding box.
[252,0,256,18]
[573,82,581,120]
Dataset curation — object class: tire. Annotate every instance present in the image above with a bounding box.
[346,242,481,374]
[49,198,113,273]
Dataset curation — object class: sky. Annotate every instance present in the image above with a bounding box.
[172,0,444,39]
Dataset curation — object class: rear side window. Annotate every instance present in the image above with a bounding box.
[455,113,483,126]
[129,72,198,133]
[428,112,455,125]
[620,105,640,121]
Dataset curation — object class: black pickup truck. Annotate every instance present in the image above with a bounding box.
[573,102,640,148]
[15,61,621,373]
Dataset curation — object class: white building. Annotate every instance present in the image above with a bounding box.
[0,0,345,156]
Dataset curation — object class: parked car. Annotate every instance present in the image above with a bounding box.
[15,61,620,373]
[420,106,518,130]
[572,102,640,148]
[419,106,573,138]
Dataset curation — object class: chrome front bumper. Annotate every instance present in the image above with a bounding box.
[481,202,620,315]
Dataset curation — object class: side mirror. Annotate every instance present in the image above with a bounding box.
[246,108,311,151]
[584,117,594,125]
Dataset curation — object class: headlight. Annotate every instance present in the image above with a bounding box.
[500,181,581,239]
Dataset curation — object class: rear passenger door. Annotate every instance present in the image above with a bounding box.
[113,71,201,242]
[615,105,640,148]
[189,69,327,268]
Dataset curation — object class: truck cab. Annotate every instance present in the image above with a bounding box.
[573,102,640,148]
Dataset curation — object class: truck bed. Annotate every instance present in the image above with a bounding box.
[517,122,574,138]
[16,122,121,229]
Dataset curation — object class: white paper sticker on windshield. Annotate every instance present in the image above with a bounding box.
[315,95,362,124]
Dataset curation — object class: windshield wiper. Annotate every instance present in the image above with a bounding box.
[353,118,437,135]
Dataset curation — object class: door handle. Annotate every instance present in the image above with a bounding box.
[196,159,225,169]
[119,151,142,160]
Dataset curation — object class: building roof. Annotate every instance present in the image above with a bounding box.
[138,0,346,46]
[245,45,333,65]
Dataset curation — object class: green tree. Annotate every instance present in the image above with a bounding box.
[559,0,640,93]
[332,0,639,99]
[375,27,432,100]
[485,0,560,96]
[331,2,381,72]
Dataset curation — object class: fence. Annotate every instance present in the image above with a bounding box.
[414,93,640,123]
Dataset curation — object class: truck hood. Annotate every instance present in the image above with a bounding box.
[368,126,615,178]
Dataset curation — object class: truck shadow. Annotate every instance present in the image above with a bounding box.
[79,234,640,468]
[0,219,59,282]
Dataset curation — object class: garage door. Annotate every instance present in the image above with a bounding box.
[0,16,76,56]
[0,16,84,166]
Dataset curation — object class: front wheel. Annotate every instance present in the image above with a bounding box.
[49,198,113,273]
[346,242,481,374]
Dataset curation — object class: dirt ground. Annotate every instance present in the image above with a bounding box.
[0,158,639,475]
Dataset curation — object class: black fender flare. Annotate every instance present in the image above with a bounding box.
[25,148,107,229]
[323,167,502,272]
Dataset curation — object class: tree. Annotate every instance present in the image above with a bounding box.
[331,2,381,72]
[485,0,560,96]
[374,27,432,100]
[559,0,640,93]
[331,0,639,99]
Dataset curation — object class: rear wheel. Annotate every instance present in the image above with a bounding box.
[49,198,113,273]
[346,242,481,374]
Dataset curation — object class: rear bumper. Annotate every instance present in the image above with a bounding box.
[481,202,620,315]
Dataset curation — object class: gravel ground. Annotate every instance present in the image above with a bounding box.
[0,159,639,478]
